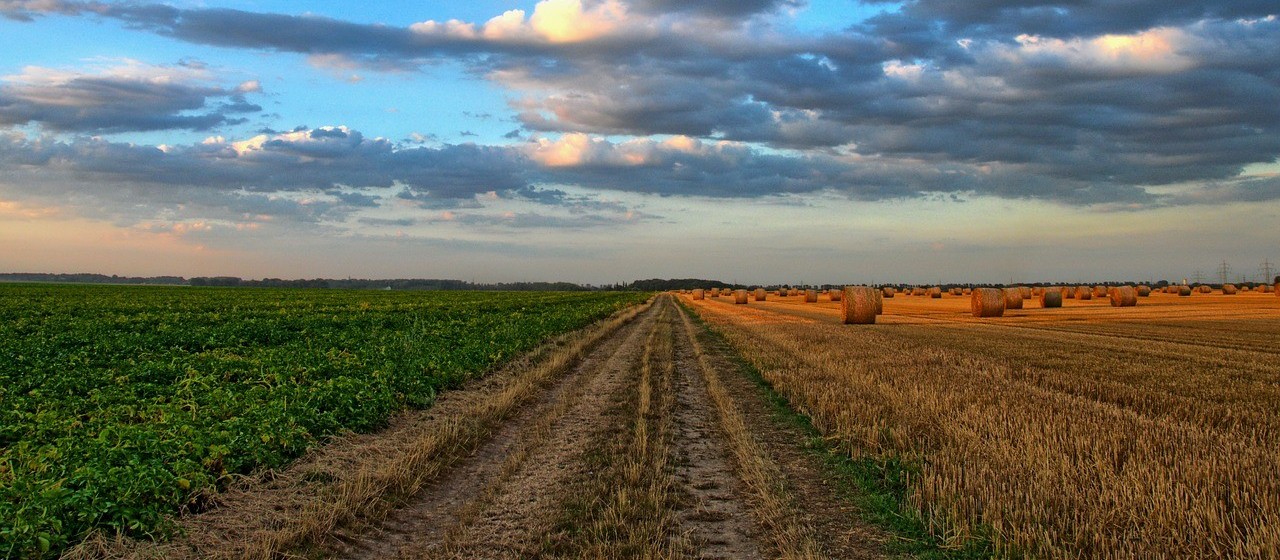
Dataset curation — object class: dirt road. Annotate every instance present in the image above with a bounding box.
[106,295,883,559]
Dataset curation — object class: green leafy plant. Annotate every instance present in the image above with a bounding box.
[0,285,646,558]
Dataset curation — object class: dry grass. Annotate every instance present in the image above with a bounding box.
[542,302,686,560]
[686,292,1280,559]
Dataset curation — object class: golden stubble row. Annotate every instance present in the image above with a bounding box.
[687,299,1280,559]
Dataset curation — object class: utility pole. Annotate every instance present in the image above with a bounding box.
[1217,260,1231,285]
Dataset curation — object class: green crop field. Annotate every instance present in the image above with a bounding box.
[0,284,647,557]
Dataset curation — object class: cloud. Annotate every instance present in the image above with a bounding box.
[421,208,656,229]
[0,60,261,132]
[0,127,528,228]
[629,0,804,18]
[862,0,1277,44]
[4,0,1279,210]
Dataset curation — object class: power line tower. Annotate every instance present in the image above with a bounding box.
[1262,259,1276,285]
[1217,260,1231,285]
[1193,269,1205,285]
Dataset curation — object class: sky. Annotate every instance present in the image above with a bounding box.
[1,0,1278,285]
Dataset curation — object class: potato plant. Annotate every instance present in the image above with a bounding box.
[0,285,646,558]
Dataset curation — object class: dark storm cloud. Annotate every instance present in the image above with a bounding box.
[0,65,262,133]
[862,0,1277,45]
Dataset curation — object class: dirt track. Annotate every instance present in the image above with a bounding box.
[109,295,884,559]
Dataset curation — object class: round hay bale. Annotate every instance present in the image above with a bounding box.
[1075,286,1092,300]
[1199,285,1212,294]
[734,289,749,304]
[1062,287,1075,299]
[911,287,925,296]
[882,287,896,298]
[1093,285,1107,298]
[1109,286,1137,307]
[692,289,704,300]
[962,288,971,295]
[841,286,878,324]
[1178,285,1192,296]
[754,288,767,301]
[1003,287,1024,309]
[829,289,843,302]
[709,288,719,297]
[1019,286,1032,299]
[776,289,786,297]
[1040,287,1063,308]
[1222,284,1237,295]
[874,289,884,314]
[1136,285,1151,297]
[804,289,818,303]
[1031,287,1043,297]
[929,287,942,299]
[972,288,1005,317]
[789,289,799,297]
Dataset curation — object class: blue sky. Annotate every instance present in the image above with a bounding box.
[1,0,1277,284]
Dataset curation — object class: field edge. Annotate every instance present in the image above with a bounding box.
[677,300,1002,560]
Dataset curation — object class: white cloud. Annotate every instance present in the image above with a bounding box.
[412,0,636,45]
[1000,28,1195,74]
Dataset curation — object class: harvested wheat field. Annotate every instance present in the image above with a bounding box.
[683,289,1280,559]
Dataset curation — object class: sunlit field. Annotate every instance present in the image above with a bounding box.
[685,289,1280,558]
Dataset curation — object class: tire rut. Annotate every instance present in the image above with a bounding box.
[669,313,766,559]
[336,293,665,559]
